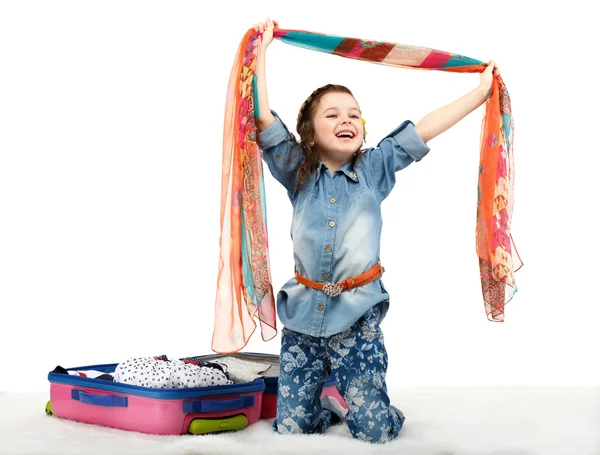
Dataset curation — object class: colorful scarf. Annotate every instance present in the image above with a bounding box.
[212,28,523,354]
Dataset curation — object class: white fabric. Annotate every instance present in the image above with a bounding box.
[214,356,272,383]
[113,357,232,388]
[2,387,599,455]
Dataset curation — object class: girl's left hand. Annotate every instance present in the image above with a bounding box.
[479,60,499,95]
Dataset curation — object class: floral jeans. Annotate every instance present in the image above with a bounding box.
[272,302,403,443]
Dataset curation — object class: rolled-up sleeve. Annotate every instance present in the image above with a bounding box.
[364,120,430,198]
[258,110,304,193]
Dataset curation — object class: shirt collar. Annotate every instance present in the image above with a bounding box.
[315,160,359,183]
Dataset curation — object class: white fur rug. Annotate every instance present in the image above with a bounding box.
[1,387,599,455]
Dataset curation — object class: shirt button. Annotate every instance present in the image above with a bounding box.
[329,197,336,204]
[318,304,325,311]
[322,273,329,281]
[325,245,333,253]
[329,221,335,227]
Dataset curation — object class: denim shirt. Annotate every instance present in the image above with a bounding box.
[258,110,430,337]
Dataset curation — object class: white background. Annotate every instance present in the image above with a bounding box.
[1,0,598,392]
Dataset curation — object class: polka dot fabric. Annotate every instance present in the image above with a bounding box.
[113,357,233,389]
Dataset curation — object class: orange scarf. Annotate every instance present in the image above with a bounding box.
[212,28,522,354]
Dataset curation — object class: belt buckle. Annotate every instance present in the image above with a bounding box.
[323,282,343,297]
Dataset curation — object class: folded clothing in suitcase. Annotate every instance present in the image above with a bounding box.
[46,353,348,435]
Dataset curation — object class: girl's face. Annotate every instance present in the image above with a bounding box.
[312,92,364,163]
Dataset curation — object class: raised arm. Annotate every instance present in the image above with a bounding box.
[253,18,278,132]
[414,60,498,144]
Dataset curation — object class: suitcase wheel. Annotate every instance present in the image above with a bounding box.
[188,414,248,435]
[45,399,53,416]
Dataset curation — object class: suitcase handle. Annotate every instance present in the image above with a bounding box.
[71,389,128,407]
[183,396,254,413]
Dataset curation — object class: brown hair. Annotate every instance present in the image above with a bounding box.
[291,84,366,191]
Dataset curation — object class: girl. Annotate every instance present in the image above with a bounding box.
[253,18,497,444]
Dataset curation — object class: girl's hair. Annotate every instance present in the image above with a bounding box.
[291,84,366,191]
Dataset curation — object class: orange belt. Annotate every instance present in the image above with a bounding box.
[295,262,385,297]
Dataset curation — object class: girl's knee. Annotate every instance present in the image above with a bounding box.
[346,408,404,444]
[273,417,305,434]
[272,416,325,435]
[350,425,401,444]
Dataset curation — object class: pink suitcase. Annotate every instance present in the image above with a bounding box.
[47,359,264,435]
[46,353,348,435]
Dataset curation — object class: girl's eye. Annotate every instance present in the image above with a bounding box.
[327,114,337,118]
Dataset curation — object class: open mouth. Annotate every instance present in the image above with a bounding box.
[336,131,355,141]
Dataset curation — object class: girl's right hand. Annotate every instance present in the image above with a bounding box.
[253,18,279,49]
